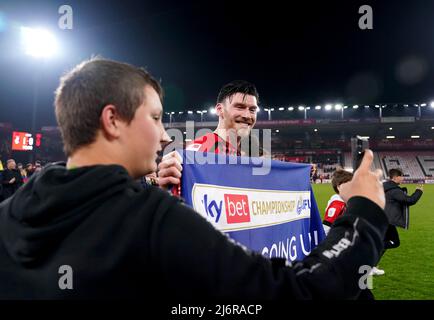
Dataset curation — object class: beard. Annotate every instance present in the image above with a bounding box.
[236,126,251,138]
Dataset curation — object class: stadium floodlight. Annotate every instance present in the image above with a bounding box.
[278,107,284,111]
[275,130,279,133]
[353,105,359,109]
[325,104,332,111]
[421,103,427,107]
[21,27,58,58]
[414,104,419,107]
[411,135,420,139]
[166,112,175,124]
[210,108,216,114]
[404,104,409,107]
[178,111,184,114]
[430,102,434,108]
[202,110,207,113]
[364,105,370,108]
[386,136,395,139]
[334,104,342,110]
[270,108,275,111]
[314,129,318,132]
[343,106,348,109]
[256,107,261,112]
[298,106,305,110]
[315,105,321,110]
[375,105,380,108]
[389,127,393,131]
[431,127,434,130]
[187,111,193,114]
[359,136,370,139]
[288,107,294,111]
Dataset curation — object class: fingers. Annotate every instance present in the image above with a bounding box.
[158,165,182,179]
[158,176,181,189]
[162,151,183,164]
[158,156,183,172]
[357,149,373,172]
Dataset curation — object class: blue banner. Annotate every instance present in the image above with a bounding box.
[180,150,325,262]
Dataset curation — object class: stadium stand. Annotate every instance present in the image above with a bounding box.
[380,152,426,180]
[417,154,434,177]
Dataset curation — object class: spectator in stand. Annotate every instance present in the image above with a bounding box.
[17,163,28,183]
[0,159,24,199]
[34,161,42,174]
[25,163,34,178]
[322,170,353,235]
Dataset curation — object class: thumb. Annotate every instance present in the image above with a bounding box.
[357,149,373,173]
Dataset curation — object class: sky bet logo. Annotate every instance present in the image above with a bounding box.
[202,194,251,224]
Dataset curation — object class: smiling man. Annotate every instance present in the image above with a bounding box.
[187,80,259,155]
[158,80,260,188]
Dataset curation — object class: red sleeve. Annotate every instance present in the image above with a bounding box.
[323,200,346,225]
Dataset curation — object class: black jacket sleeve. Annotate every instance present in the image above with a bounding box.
[151,195,388,300]
[389,188,423,205]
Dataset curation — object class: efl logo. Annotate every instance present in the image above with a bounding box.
[224,194,250,224]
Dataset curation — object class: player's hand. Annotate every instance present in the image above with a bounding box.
[339,149,385,209]
[416,184,424,191]
[157,151,182,189]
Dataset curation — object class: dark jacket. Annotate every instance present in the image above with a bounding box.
[0,164,388,300]
[383,180,423,229]
[0,168,24,199]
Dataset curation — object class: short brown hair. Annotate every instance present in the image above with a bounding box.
[55,57,163,156]
[332,169,353,194]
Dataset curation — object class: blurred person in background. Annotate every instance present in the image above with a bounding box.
[17,163,28,183]
[372,168,424,276]
[322,170,353,235]
[0,159,23,199]
[25,163,34,179]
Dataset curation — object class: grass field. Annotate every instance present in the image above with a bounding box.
[312,183,434,300]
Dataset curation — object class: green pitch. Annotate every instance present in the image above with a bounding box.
[312,183,434,300]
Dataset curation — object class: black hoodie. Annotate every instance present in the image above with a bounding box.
[383,180,423,229]
[0,164,388,300]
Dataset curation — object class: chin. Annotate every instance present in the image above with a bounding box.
[237,128,251,138]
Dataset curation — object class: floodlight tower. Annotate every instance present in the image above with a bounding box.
[20,27,58,162]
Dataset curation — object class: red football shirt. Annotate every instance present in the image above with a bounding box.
[186,132,239,156]
[323,194,346,226]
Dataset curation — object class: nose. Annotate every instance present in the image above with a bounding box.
[240,108,252,120]
[160,127,172,150]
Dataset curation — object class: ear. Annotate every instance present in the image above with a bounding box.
[100,104,122,139]
[215,103,224,117]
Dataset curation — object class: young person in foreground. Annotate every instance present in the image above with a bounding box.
[0,58,388,300]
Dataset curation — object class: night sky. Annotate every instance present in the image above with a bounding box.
[1,0,434,130]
